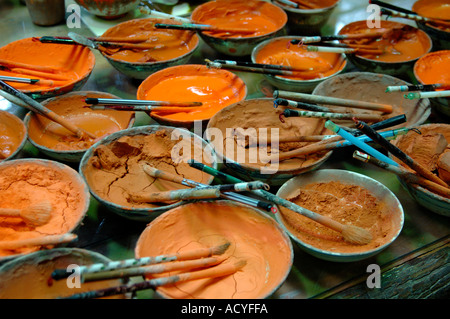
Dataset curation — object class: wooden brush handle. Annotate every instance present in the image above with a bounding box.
[0,233,77,250]
[142,164,185,184]
[131,188,220,203]
[0,58,60,74]
[0,207,20,217]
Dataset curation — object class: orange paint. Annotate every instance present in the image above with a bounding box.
[99,18,199,63]
[135,200,292,299]
[0,38,94,93]
[413,0,450,29]
[414,50,450,89]
[339,21,432,62]
[254,38,346,80]
[191,0,287,38]
[0,111,26,160]
[26,92,134,151]
[137,65,247,123]
[0,160,88,258]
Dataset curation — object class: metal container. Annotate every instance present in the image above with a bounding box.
[79,125,218,222]
[0,248,129,299]
[271,0,340,35]
[275,169,405,262]
[24,91,135,163]
[251,36,347,93]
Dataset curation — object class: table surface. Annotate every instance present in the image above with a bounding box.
[0,0,449,299]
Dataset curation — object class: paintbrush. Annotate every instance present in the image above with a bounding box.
[368,0,417,15]
[86,105,200,114]
[63,259,246,299]
[275,0,319,9]
[51,242,231,280]
[353,119,449,188]
[84,97,202,107]
[290,29,388,44]
[206,60,304,77]
[82,255,226,283]
[0,80,96,139]
[39,35,150,44]
[210,59,316,72]
[0,233,77,250]
[325,120,399,166]
[0,75,54,87]
[386,84,448,92]
[0,201,52,226]
[305,45,384,55]
[141,164,276,213]
[274,98,331,112]
[154,23,256,34]
[187,160,373,245]
[280,108,384,122]
[129,187,221,203]
[353,150,450,199]
[380,8,450,28]
[273,90,394,114]
[271,127,411,162]
[404,90,450,100]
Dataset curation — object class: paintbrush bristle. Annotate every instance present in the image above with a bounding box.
[342,225,372,245]
[21,201,52,226]
[212,242,231,255]
[234,259,247,270]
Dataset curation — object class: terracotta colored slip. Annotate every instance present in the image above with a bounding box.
[0,111,25,159]
[190,0,287,38]
[98,18,199,64]
[135,200,292,299]
[255,38,346,81]
[413,0,450,21]
[414,50,450,92]
[338,20,432,62]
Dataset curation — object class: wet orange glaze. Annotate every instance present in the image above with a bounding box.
[191,0,287,38]
[339,20,431,62]
[0,112,25,159]
[99,18,199,63]
[413,0,450,21]
[414,50,450,89]
[0,38,94,92]
[137,65,246,122]
[255,38,346,80]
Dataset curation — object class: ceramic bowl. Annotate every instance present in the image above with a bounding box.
[24,91,135,163]
[390,123,450,217]
[0,110,27,161]
[190,0,288,56]
[0,159,90,263]
[275,169,404,262]
[337,20,432,79]
[0,37,95,100]
[412,0,450,51]
[137,64,247,130]
[206,98,333,186]
[135,200,293,299]
[99,18,199,79]
[0,248,129,299]
[74,0,141,19]
[79,125,218,222]
[271,0,340,35]
[251,36,347,93]
[413,50,450,117]
[312,72,431,129]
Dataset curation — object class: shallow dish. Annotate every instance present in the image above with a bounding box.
[74,0,141,19]
[99,18,199,79]
[79,125,218,222]
[275,169,404,262]
[190,0,288,56]
[24,91,135,163]
[135,200,293,299]
[0,111,27,161]
[0,37,95,100]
